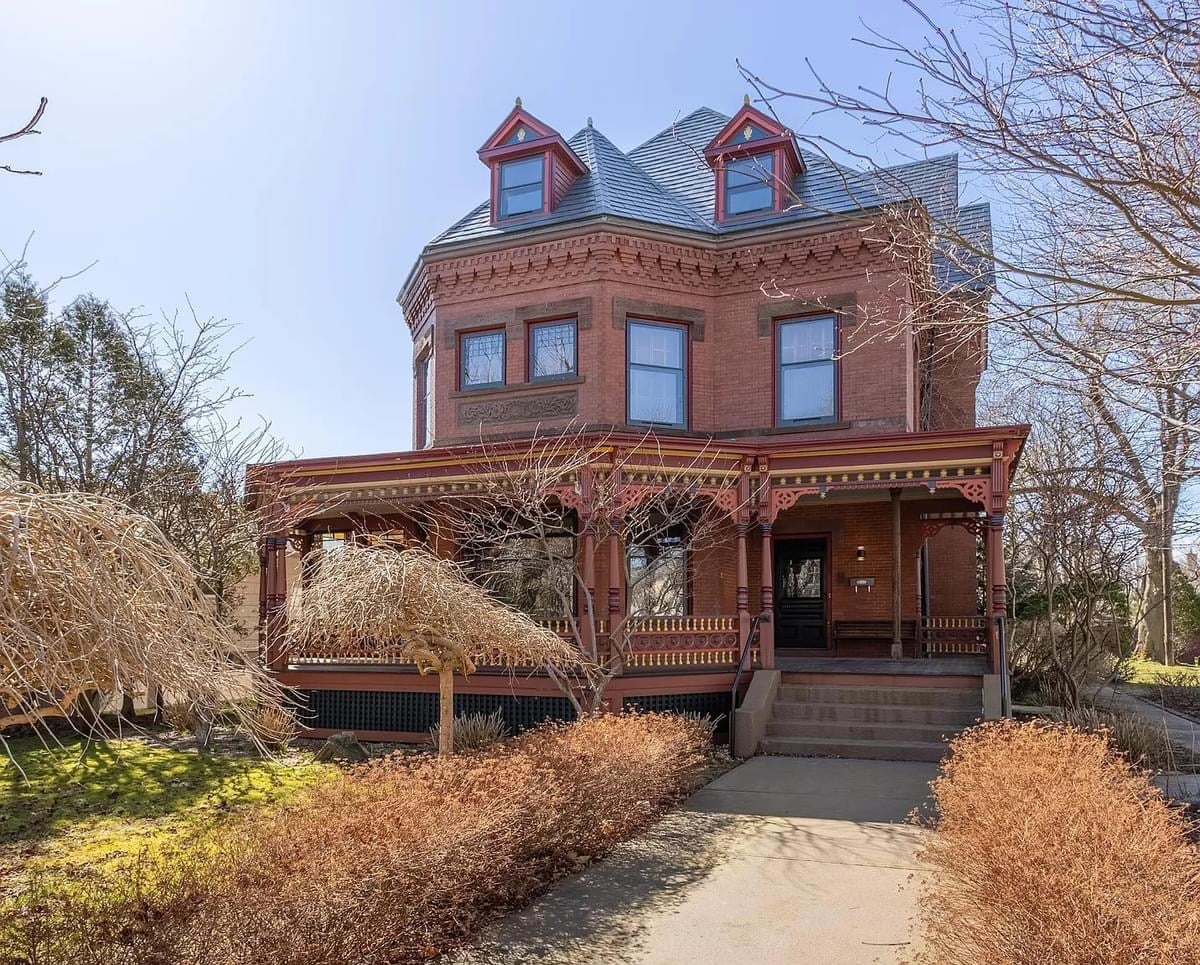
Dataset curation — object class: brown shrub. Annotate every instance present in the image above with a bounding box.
[3,711,713,965]
[911,720,1200,965]
[1062,703,1197,771]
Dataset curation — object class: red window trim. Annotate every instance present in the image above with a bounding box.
[525,315,579,383]
[625,316,692,430]
[772,311,842,428]
[716,146,785,223]
[457,325,507,391]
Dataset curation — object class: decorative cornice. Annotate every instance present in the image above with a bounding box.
[400,224,895,330]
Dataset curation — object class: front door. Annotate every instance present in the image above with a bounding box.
[775,538,828,649]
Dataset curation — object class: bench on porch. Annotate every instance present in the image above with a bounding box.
[832,620,917,644]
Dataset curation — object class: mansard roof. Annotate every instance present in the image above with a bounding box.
[426,106,993,294]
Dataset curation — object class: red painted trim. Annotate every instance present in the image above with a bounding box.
[250,425,1033,483]
[715,146,785,224]
[703,104,804,173]
[772,310,842,427]
[624,315,692,430]
[479,106,556,152]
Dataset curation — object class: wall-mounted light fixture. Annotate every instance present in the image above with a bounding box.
[856,545,865,562]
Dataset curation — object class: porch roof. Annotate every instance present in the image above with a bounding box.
[249,424,1028,519]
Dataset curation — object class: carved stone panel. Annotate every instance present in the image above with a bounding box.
[458,390,577,426]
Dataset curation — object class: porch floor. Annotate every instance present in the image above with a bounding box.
[774,654,989,676]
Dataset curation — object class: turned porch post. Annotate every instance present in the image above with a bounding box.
[265,533,289,672]
[985,515,1007,676]
[736,524,750,617]
[890,488,903,659]
[759,522,775,668]
[607,522,624,622]
[987,440,1011,679]
[580,525,596,655]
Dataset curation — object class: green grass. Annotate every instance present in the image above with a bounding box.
[0,733,333,883]
[1123,658,1200,684]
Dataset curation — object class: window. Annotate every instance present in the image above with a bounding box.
[460,329,505,390]
[474,533,576,620]
[528,318,577,381]
[777,315,837,423]
[724,152,775,216]
[627,320,686,427]
[627,525,687,617]
[498,155,544,218]
[416,354,432,447]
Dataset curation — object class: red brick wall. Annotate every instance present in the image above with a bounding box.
[405,224,946,447]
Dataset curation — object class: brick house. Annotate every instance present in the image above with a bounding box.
[253,99,1028,759]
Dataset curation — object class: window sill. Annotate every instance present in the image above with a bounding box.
[450,375,584,400]
[765,420,849,435]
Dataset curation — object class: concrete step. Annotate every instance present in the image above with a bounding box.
[761,735,949,763]
[765,718,967,743]
[771,700,979,727]
[778,684,981,709]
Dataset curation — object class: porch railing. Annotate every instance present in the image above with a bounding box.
[625,615,746,669]
[921,616,989,656]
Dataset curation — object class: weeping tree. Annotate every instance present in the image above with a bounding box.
[0,484,286,739]
[287,542,586,756]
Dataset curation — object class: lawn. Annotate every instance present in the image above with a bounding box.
[0,732,333,889]
[1122,658,1200,684]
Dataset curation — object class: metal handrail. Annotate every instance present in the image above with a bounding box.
[728,614,762,754]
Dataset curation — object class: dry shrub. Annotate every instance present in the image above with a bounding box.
[3,711,712,965]
[162,700,197,735]
[429,709,507,753]
[245,703,298,752]
[1062,703,1196,771]
[912,720,1200,965]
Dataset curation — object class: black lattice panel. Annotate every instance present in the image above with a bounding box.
[623,692,729,735]
[294,689,575,736]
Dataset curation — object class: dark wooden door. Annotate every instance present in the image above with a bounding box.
[775,538,829,649]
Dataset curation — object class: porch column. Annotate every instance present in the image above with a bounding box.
[607,523,624,623]
[265,533,289,672]
[985,514,1007,675]
[256,539,269,665]
[890,488,903,659]
[759,522,775,668]
[735,523,751,655]
[580,527,596,655]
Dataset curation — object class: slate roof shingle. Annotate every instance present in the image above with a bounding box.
[427,106,993,293]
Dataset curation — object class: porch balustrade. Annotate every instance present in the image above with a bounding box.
[921,616,989,656]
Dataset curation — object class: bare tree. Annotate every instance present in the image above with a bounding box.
[739,0,1200,428]
[1,97,47,176]
[0,485,286,741]
[420,424,749,711]
[287,542,584,756]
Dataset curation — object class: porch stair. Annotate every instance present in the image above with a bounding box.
[761,682,981,763]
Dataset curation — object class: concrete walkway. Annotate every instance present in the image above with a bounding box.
[1093,685,1200,803]
[451,756,938,965]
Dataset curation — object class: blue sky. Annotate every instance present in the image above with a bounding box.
[1,1,968,459]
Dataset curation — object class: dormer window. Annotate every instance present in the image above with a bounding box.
[479,99,588,226]
[499,156,545,218]
[704,98,805,224]
[724,153,775,216]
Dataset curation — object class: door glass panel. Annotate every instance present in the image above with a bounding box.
[780,556,822,598]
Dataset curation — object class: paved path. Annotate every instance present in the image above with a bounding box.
[1094,685,1200,803]
[452,756,939,965]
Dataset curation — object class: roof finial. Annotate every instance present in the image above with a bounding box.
[587,116,593,128]
[515,96,522,108]
[744,93,751,106]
